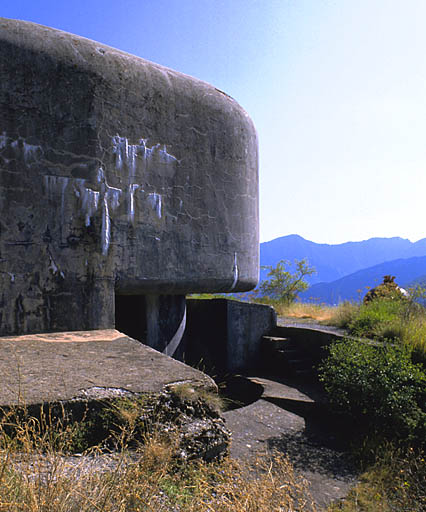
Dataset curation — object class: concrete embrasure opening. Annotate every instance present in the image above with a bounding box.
[114,293,187,356]
[114,294,147,342]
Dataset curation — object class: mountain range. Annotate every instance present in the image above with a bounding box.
[259,235,426,304]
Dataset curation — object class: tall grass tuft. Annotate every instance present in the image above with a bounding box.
[327,301,360,329]
[328,444,426,512]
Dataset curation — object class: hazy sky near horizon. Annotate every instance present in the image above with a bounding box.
[1,1,425,245]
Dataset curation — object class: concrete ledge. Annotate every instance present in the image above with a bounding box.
[0,329,216,406]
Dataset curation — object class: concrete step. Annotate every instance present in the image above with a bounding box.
[277,348,299,357]
[261,332,317,379]
[261,335,292,350]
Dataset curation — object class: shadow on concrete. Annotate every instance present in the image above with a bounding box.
[263,395,357,478]
[267,428,357,480]
[219,375,264,411]
[266,396,354,444]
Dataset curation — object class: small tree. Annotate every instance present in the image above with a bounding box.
[260,259,316,305]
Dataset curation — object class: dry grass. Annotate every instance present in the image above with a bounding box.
[327,444,426,512]
[326,302,361,329]
[274,300,426,355]
[400,313,426,354]
[166,383,223,413]
[272,301,337,323]
[0,404,317,512]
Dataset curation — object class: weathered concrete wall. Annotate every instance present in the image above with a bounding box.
[226,300,277,372]
[0,18,259,336]
[185,299,276,373]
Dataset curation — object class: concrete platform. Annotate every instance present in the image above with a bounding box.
[223,375,358,510]
[0,329,216,407]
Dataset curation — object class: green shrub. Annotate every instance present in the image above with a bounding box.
[318,339,426,444]
[348,298,405,338]
[363,275,408,304]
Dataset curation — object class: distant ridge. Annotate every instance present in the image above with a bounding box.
[260,235,426,285]
[299,255,426,304]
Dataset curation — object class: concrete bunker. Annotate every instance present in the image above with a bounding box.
[0,18,259,363]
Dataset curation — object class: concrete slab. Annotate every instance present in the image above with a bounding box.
[223,376,358,510]
[248,376,316,403]
[0,329,216,406]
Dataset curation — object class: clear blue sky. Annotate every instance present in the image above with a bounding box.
[2,1,425,244]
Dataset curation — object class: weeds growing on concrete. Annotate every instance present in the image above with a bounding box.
[0,400,317,511]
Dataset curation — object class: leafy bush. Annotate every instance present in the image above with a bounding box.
[342,295,426,357]
[259,258,316,305]
[318,339,426,444]
[363,275,408,304]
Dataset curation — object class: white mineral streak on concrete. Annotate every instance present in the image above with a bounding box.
[128,144,138,175]
[22,142,42,164]
[112,135,178,174]
[147,193,162,218]
[59,178,69,219]
[48,252,65,278]
[107,187,121,209]
[44,169,122,255]
[0,132,7,150]
[43,176,70,232]
[112,135,126,170]
[48,255,58,275]
[41,134,176,253]
[0,133,42,164]
[10,139,42,164]
[163,305,187,357]
[73,179,100,227]
[128,184,139,222]
[151,143,179,164]
[230,252,239,291]
[81,187,99,227]
[97,168,122,255]
[101,196,110,256]
[113,135,146,175]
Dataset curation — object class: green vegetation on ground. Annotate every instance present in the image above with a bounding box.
[327,287,426,355]
[254,268,426,510]
[328,444,425,512]
[318,339,426,444]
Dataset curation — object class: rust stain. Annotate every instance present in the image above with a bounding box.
[0,329,123,343]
